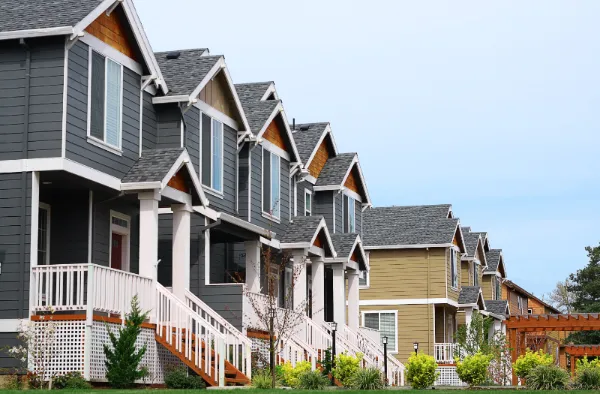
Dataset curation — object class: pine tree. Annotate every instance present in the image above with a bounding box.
[103,295,149,388]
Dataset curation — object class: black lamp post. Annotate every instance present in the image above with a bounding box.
[331,322,338,385]
[413,341,419,355]
[382,336,388,386]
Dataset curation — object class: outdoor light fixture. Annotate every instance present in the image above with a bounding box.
[413,341,419,354]
[383,336,389,386]
[331,322,337,332]
[382,336,388,345]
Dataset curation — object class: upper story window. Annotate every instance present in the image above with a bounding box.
[363,311,397,353]
[262,148,281,219]
[89,50,123,151]
[359,270,369,288]
[450,249,458,289]
[473,263,479,287]
[201,115,224,193]
[495,277,502,300]
[304,189,312,216]
[343,195,356,233]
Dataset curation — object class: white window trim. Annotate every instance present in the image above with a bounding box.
[86,47,124,154]
[359,269,370,289]
[361,310,398,353]
[347,194,356,233]
[109,210,131,272]
[207,118,224,195]
[38,202,51,265]
[450,248,458,290]
[261,147,281,220]
[304,188,312,216]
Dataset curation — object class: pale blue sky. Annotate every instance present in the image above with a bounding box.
[136,1,600,297]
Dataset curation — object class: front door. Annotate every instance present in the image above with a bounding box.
[111,233,123,270]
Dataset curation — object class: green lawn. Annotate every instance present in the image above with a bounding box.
[0,390,595,393]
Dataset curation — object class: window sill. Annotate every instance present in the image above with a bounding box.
[202,186,224,199]
[87,136,122,156]
[262,211,281,223]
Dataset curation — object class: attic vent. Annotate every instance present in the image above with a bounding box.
[166,51,181,60]
[299,125,310,131]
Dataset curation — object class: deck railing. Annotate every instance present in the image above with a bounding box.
[434,343,460,364]
[352,326,405,386]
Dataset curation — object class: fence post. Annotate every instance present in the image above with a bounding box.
[83,264,95,380]
[245,343,252,380]
[218,337,226,387]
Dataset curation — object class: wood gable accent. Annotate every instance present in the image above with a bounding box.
[167,170,188,193]
[313,232,324,248]
[350,250,359,263]
[344,165,360,194]
[199,71,239,122]
[263,115,287,151]
[85,6,141,62]
[308,137,333,178]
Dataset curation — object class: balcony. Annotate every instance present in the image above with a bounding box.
[434,343,461,364]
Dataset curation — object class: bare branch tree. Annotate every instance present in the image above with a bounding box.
[545,279,575,314]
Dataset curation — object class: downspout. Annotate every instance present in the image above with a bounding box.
[427,247,431,354]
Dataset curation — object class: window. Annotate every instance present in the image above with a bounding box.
[359,270,369,287]
[473,263,479,287]
[89,50,123,150]
[109,211,130,272]
[262,148,281,218]
[450,249,458,288]
[495,277,502,300]
[201,114,224,193]
[343,195,356,233]
[304,189,312,216]
[38,203,51,265]
[363,311,397,352]
[528,308,533,314]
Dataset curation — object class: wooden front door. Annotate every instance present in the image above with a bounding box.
[111,233,123,270]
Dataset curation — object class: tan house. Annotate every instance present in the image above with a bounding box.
[360,204,468,365]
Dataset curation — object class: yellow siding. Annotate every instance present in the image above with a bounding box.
[482,275,494,300]
[360,304,434,364]
[361,248,447,300]
[456,310,466,326]
[461,260,471,287]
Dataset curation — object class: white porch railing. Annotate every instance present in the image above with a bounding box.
[31,264,154,315]
[434,343,460,364]
[185,289,252,379]
[156,284,226,386]
[352,326,405,386]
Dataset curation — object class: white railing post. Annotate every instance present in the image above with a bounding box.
[83,264,94,380]
[218,334,226,386]
[246,343,252,380]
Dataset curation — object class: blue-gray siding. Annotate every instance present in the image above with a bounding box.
[141,91,157,151]
[184,106,200,177]
[155,104,180,149]
[0,173,31,320]
[355,200,362,235]
[314,191,334,233]
[65,40,141,179]
[0,333,20,371]
[238,144,250,221]
[0,37,64,160]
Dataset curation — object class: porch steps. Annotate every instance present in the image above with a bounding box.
[155,327,250,387]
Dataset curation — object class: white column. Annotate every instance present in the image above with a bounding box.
[138,191,160,281]
[172,204,192,301]
[292,250,307,313]
[347,270,360,332]
[332,264,346,327]
[465,308,473,326]
[245,241,261,293]
[311,256,325,323]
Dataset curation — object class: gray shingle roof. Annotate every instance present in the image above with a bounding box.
[315,153,356,186]
[363,206,458,247]
[122,148,184,183]
[291,123,330,164]
[485,300,509,316]
[0,0,103,33]
[459,286,481,304]
[331,233,359,258]
[484,249,503,273]
[462,228,481,258]
[154,50,217,96]
[235,82,273,103]
[279,216,325,244]
[237,99,280,135]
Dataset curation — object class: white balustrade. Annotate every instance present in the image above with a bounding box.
[434,343,460,364]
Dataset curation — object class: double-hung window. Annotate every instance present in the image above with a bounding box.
[359,270,369,287]
[343,195,356,233]
[495,277,502,300]
[201,114,224,193]
[304,189,312,216]
[89,50,123,150]
[262,148,281,218]
[473,263,479,287]
[450,249,458,288]
[363,311,397,352]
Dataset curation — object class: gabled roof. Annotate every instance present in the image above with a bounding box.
[291,122,338,165]
[363,206,464,250]
[471,231,489,251]
[484,249,506,277]
[279,216,336,257]
[314,153,372,205]
[330,233,368,271]
[459,286,485,309]
[235,82,275,102]
[503,280,560,314]
[154,49,212,96]
[462,228,481,258]
[238,99,280,138]
[485,300,509,316]
[121,148,208,207]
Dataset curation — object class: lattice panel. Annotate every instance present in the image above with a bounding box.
[32,320,85,378]
[251,337,270,369]
[435,366,466,387]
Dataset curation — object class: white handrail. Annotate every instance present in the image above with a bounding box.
[185,289,252,379]
[353,326,406,386]
[434,343,460,364]
[156,284,226,386]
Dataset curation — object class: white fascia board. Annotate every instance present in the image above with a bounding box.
[62,159,121,190]
[256,102,282,139]
[80,34,143,74]
[188,57,224,105]
[310,218,337,258]
[260,236,280,249]
[455,223,467,253]
[0,319,20,332]
[218,212,275,239]
[339,155,372,206]
[261,140,290,162]
[194,100,239,131]
[0,158,63,173]
[162,186,192,206]
[278,108,302,164]
[359,298,460,308]
[220,65,251,132]
[304,124,332,169]
[303,174,317,184]
[120,181,161,190]
[313,185,342,192]
[324,258,347,265]
[0,26,74,41]
[343,187,363,203]
[160,150,209,207]
[70,0,116,39]
[364,243,454,250]
[280,242,311,249]
[260,82,278,101]
[153,95,190,104]
[193,206,219,221]
[309,245,325,257]
[346,259,359,271]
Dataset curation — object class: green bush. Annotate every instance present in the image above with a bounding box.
[350,367,384,390]
[297,370,329,390]
[526,364,570,390]
[406,353,438,389]
[53,371,91,390]
[164,366,205,389]
[280,361,312,388]
[251,370,274,389]
[513,349,553,380]
[575,357,600,390]
[455,352,492,387]
[332,352,363,386]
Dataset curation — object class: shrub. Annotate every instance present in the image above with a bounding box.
[280,361,312,388]
[103,296,149,388]
[164,366,205,389]
[526,364,570,390]
[297,370,329,390]
[350,367,384,390]
[456,352,492,387]
[575,358,600,390]
[251,370,274,389]
[406,353,438,389]
[513,349,553,380]
[320,348,333,376]
[26,372,44,389]
[53,371,91,389]
[1,373,23,390]
[332,352,362,386]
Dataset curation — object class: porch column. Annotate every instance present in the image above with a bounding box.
[332,264,346,327]
[172,204,192,301]
[292,250,308,313]
[310,256,325,323]
[465,308,473,326]
[245,241,261,293]
[138,191,160,281]
[347,270,360,332]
